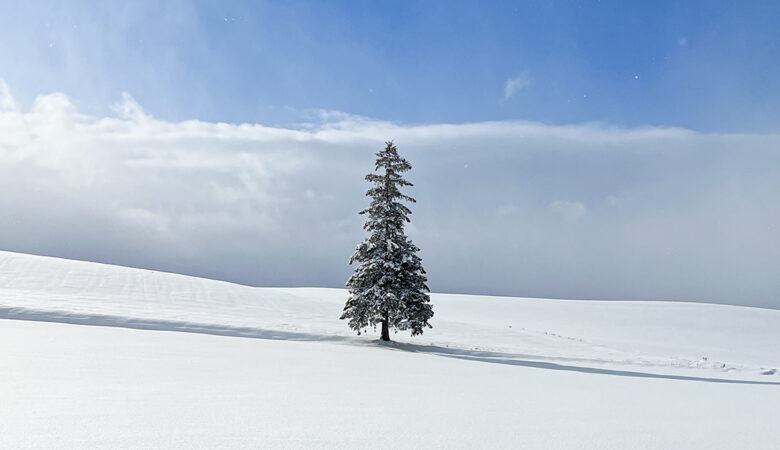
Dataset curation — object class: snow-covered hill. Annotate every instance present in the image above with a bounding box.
[1,250,777,376]
[1,250,779,448]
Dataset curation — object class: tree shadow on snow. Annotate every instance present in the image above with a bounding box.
[385,341,780,386]
[4,306,778,386]
[0,306,352,343]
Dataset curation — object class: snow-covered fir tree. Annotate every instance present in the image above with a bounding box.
[341,141,433,341]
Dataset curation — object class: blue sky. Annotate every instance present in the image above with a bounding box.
[2,0,780,131]
[1,1,780,308]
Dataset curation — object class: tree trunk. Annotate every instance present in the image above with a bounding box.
[381,317,390,341]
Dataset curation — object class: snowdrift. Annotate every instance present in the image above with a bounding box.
[1,250,777,378]
[2,250,780,449]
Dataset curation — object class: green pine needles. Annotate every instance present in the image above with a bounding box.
[341,141,434,341]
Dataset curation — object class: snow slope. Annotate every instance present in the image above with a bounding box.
[1,250,779,448]
[1,250,777,376]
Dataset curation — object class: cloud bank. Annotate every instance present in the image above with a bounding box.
[1,83,779,308]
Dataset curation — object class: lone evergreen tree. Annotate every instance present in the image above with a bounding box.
[341,141,433,341]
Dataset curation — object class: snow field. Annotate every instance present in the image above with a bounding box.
[1,250,779,448]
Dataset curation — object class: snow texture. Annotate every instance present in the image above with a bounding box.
[1,250,779,448]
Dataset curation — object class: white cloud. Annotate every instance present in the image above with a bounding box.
[0,79,19,111]
[549,200,586,223]
[504,72,532,100]
[1,81,779,308]
[112,92,149,121]
[496,204,520,217]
